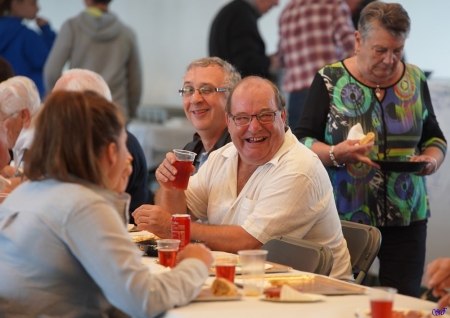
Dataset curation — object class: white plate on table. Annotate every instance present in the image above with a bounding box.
[192,288,243,302]
[260,293,326,303]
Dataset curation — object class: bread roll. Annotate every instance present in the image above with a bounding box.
[360,132,375,144]
[211,278,238,296]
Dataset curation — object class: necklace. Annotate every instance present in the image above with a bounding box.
[356,64,382,98]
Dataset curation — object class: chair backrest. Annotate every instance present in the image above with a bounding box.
[261,236,334,276]
[340,220,382,284]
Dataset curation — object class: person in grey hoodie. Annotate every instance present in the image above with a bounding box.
[44,0,142,120]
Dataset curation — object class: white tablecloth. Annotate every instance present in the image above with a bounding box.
[140,255,439,318]
[127,119,196,170]
[161,271,440,318]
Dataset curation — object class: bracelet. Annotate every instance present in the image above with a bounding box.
[429,157,438,174]
[329,146,345,167]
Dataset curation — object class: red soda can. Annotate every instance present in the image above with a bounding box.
[171,214,191,250]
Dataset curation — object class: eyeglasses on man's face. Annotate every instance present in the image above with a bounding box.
[228,110,280,126]
[178,85,230,97]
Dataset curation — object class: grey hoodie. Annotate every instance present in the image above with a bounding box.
[44,11,142,119]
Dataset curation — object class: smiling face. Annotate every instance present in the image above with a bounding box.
[182,65,228,139]
[226,77,286,166]
[355,25,405,84]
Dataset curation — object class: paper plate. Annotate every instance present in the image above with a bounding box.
[260,293,326,303]
[193,288,243,302]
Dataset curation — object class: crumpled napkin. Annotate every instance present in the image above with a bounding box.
[279,285,319,301]
[347,123,367,140]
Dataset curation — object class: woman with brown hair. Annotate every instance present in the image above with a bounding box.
[0,90,213,317]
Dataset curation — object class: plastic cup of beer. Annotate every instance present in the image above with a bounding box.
[156,239,180,268]
[369,287,397,318]
[171,149,196,190]
[214,254,237,283]
[237,250,268,296]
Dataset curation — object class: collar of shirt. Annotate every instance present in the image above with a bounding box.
[220,128,295,167]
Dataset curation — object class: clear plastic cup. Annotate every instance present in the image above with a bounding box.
[157,239,180,268]
[238,250,268,296]
[171,149,196,190]
[214,254,237,283]
[369,287,397,318]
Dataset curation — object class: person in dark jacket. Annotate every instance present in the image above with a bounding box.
[209,0,278,80]
[0,0,55,98]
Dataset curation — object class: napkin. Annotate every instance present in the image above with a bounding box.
[347,123,366,140]
[279,285,316,301]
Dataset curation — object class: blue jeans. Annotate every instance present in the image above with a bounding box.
[287,89,309,128]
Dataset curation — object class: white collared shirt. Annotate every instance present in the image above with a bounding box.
[186,129,353,280]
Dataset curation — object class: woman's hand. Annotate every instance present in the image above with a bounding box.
[410,154,438,176]
[331,139,380,168]
[155,152,195,189]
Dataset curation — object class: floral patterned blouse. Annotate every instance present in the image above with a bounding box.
[294,61,447,227]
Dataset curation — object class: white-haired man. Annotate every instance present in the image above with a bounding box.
[53,69,151,222]
[0,76,41,179]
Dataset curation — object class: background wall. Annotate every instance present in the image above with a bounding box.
[39,0,450,107]
[39,0,450,281]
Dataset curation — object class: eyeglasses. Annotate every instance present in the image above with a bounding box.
[179,85,230,97]
[228,110,280,126]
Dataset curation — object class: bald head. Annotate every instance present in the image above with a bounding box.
[53,69,112,101]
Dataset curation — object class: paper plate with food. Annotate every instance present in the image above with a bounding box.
[193,278,243,302]
[260,285,326,303]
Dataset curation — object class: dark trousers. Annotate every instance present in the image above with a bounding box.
[287,89,309,128]
[377,219,427,297]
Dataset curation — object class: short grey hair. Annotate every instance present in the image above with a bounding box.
[0,76,41,116]
[358,2,410,41]
[53,69,112,101]
[185,57,241,90]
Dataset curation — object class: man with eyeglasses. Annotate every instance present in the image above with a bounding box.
[133,76,353,280]
[178,57,241,171]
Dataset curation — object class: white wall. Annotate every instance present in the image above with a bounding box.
[39,0,290,107]
[39,0,450,279]
[39,0,450,107]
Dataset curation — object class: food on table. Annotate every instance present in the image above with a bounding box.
[211,277,238,297]
[264,287,282,299]
[360,132,375,145]
[131,232,159,243]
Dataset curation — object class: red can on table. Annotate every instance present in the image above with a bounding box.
[171,214,190,250]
